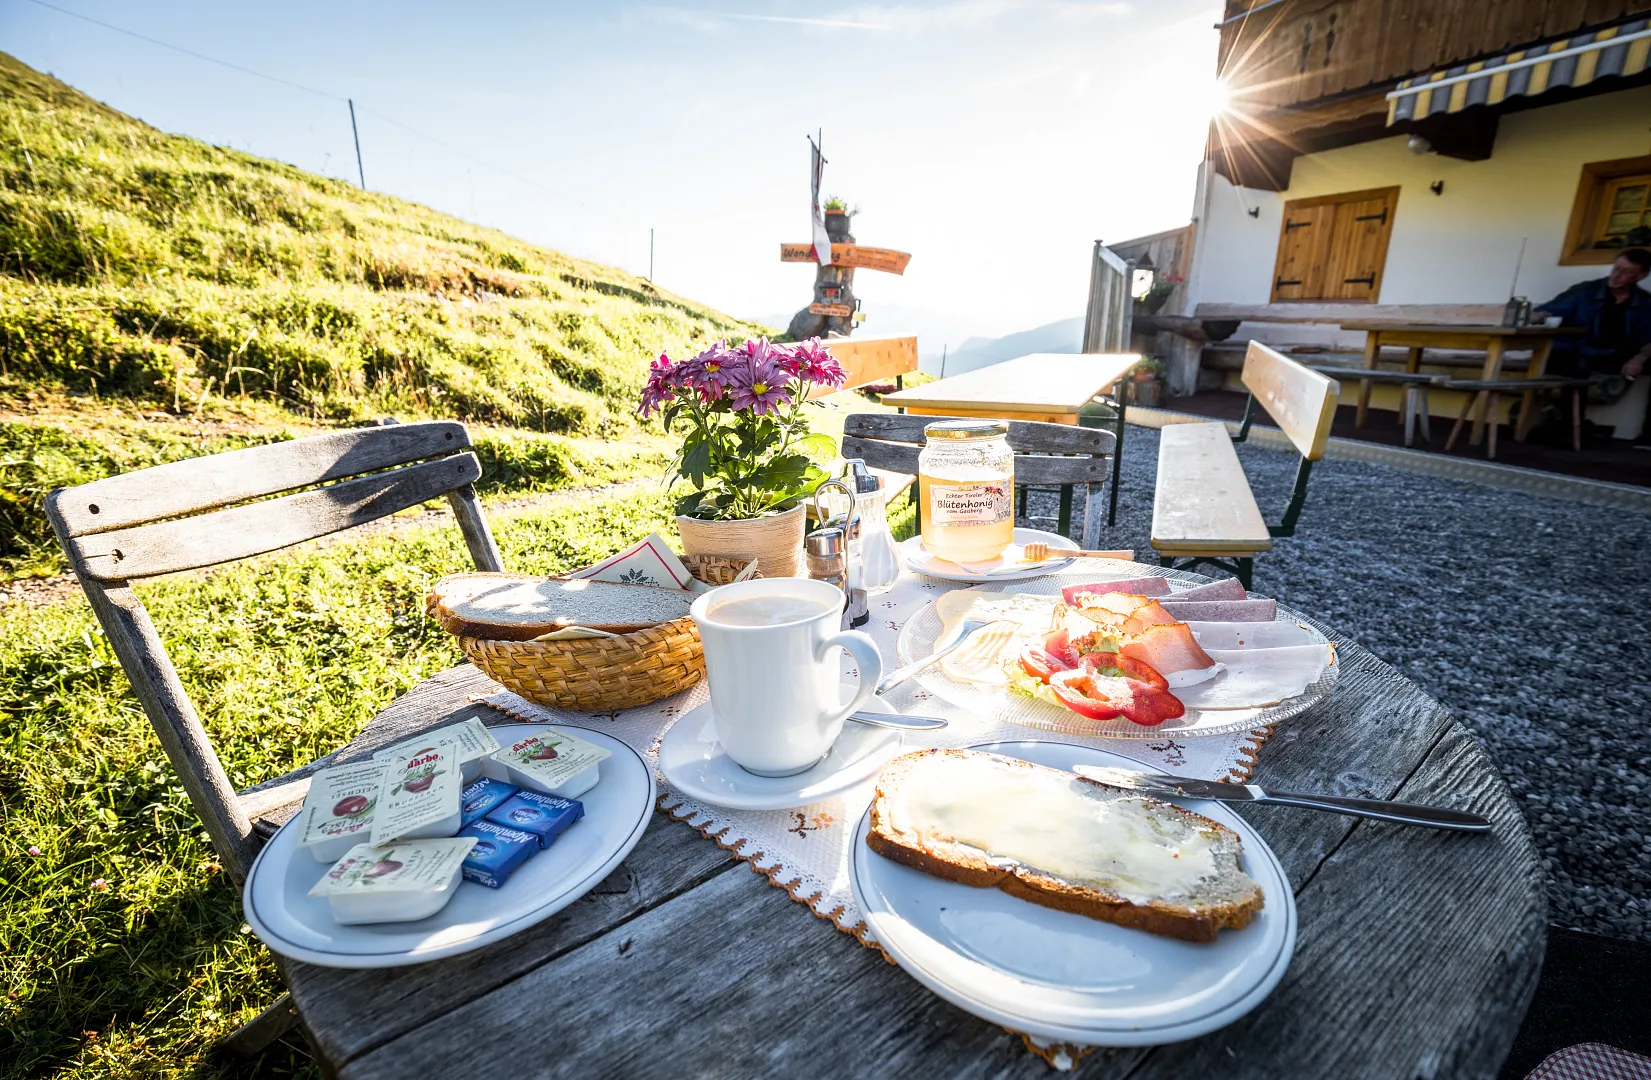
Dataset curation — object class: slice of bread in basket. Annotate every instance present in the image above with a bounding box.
[866,748,1264,942]
[428,572,693,640]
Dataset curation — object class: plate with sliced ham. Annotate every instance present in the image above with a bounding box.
[903,571,1338,739]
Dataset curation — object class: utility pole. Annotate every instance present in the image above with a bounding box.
[940,344,948,378]
[348,99,365,189]
[649,228,655,281]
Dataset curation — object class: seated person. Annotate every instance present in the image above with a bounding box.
[1537,248,1651,381]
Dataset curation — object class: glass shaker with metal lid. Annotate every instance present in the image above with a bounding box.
[918,419,1014,564]
[843,458,900,592]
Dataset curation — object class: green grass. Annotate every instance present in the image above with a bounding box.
[0,486,686,1078]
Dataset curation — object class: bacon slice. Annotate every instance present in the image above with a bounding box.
[1059,577,1170,606]
[1119,622,1218,675]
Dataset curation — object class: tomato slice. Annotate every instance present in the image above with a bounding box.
[1078,651,1170,692]
[1018,643,1074,684]
[1042,628,1081,669]
[1047,667,1185,726]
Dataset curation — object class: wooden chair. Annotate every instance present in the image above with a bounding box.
[840,413,1117,549]
[1150,342,1338,588]
[45,420,503,1054]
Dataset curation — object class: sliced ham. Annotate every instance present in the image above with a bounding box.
[1118,622,1217,676]
[1060,577,1170,606]
[1170,578,1247,602]
[1187,621,1323,651]
[1157,598,1277,622]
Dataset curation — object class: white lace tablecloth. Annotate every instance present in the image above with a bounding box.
[476,564,1274,1070]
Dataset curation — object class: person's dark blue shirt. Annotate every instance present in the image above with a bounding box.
[1538,278,1651,375]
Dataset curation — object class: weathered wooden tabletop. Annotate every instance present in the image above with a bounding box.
[279,603,1545,1080]
[881,353,1139,425]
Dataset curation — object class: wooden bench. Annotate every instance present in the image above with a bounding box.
[841,413,1117,549]
[1151,342,1339,588]
[1309,366,1448,447]
[1441,375,1594,458]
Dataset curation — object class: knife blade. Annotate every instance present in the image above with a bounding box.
[846,710,948,731]
[1071,765,1491,833]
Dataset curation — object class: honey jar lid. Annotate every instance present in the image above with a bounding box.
[923,419,1009,441]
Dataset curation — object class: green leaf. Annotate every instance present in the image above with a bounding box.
[680,438,713,488]
[674,489,708,517]
[795,432,838,461]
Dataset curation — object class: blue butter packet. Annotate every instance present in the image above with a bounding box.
[459,777,519,827]
[486,790,584,849]
[458,819,539,888]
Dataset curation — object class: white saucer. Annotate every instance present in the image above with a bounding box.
[899,527,1079,584]
[658,684,904,810]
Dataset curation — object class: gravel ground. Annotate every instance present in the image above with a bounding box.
[1021,425,1651,942]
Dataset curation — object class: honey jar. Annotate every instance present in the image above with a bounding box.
[918,420,1015,563]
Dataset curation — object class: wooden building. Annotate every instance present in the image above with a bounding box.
[1139,0,1651,436]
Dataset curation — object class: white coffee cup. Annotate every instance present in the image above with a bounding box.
[690,577,884,777]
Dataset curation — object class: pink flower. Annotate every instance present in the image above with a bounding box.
[91,878,108,891]
[638,353,677,419]
[728,349,793,416]
[26,846,40,857]
[790,337,846,388]
[677,341,736,400]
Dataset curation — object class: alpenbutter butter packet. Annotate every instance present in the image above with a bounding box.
[373,717,500,782]
[492,728,610,798]
[370,738,464,846]
[308,838,476,925]
[297,760,388,864]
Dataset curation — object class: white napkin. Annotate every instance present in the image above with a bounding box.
[539,533,757,639]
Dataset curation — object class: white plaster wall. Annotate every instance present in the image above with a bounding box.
[1187,83,1651,312]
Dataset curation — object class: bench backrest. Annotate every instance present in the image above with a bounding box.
[810,335,919,397]
[45,420,504,882]
[1242,341,1340,462]
[841,412,1117,548]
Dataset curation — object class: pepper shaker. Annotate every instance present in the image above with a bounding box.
[812,480,868,629]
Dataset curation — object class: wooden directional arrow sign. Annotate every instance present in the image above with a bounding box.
[808,303,854,317]
[780,243,912,275]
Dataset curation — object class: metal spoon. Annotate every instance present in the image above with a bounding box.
[875,618,988,695]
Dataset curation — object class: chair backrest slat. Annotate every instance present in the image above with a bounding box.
[841,435,1108,484]
[52,420,471,536]
[1242,342,1340,462]
[58,453,482,582]
[843,412,1115,456]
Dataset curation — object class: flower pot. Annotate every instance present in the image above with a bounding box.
[1130,379,1163,408]
[676,501,806,579]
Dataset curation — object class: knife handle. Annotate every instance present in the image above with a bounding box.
[1259,790,1492,832]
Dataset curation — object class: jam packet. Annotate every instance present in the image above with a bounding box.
[296,760,388,864]
[308,837,476,925]
[370,737,464,846]
[492,728,609,799]
[458,819,539,888]
[486,790,584,849]
[373,717,501,783]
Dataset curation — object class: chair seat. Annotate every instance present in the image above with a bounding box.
[1151,422,1273,555]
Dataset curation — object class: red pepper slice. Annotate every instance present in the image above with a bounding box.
[1042,628,1081,669]
[1018,643,1075,684]
[1047,668,1185,726]
[1078,651,1170,692]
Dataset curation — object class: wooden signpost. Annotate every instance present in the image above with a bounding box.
[780,244,913,275]
[782,151,913,341]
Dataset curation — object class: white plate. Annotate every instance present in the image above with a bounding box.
[851,740,1296,1045]
[243,724,653,969]
[659,684,903,810]
[897,571,1338,740]
[899,527,1079,584]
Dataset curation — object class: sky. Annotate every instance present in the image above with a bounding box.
[2,0,1224,355]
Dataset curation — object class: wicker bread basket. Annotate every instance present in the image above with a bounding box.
[458,554,756,713]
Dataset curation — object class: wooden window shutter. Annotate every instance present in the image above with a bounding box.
[1270,186,1398,302]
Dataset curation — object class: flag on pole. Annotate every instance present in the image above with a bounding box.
[809,135,832,267]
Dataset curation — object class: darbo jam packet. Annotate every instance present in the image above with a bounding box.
[308,838,476,925]
[493,728,610,798]
[373,717,501,783]
[486,790,584,849]
[458,777,519,827]
[370,738,463,846]
[458,819,539,888]
[297,760,389,864]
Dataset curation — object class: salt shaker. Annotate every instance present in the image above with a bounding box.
[845,459,900,592]
[812,480,868,629]
[803,525,851,627]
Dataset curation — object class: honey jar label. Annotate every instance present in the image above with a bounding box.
[929,481,1012,527]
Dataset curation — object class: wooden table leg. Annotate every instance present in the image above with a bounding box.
[1404,387,1418,447]
[1572,388,1583,451]
[1355,331,1381,427]
[1515,339,1554,442]
[1397,346,1424,427]
[1469,337,1505,446]
[1418,386,1432,443]
[1446,391,1475,452]
[1487,392,1501,460]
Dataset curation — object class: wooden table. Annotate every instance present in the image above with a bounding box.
[277,570,1545,1080]
[1340,322,1577,446]
[881,352,1139,527]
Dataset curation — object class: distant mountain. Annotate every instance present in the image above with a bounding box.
[926,316,1085,376]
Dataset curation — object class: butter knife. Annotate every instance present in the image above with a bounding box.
[846,710,948,731]
[1071,765,1491,833]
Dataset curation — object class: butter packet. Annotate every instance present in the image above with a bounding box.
[373,717,501,783]
[492,728,610,799]
[297,760,389,864]
[308,838,476,925]
[370,738,464,846]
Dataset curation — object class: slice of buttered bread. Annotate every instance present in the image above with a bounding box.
[428,573,692,639]
[866,748,1264,942]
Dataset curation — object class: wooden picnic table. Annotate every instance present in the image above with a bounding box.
[277,568,1545,1080]
[1340,322,1579,446]
[881,352,1139,527]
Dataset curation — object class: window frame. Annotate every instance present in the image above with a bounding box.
[1561,155,1651,266]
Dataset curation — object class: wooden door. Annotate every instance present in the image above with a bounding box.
[1270,186,1398,302]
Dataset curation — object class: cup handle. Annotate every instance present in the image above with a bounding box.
[816,630,884,731]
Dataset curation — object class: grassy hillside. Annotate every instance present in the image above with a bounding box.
[0,52,766,576]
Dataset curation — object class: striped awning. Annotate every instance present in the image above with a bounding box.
[1387,19,1651,124]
